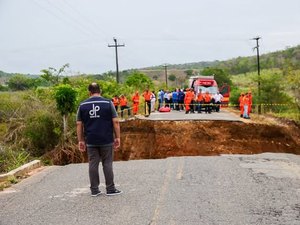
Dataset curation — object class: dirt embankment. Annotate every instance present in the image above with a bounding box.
[115,120,300,160]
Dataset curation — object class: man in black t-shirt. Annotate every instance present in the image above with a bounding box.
[76,82,122,197]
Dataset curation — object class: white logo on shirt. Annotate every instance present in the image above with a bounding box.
[89,104,100,118]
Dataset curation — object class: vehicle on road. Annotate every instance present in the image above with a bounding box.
[189,75,230,105]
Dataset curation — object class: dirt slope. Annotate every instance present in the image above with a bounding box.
[116,119,300,160]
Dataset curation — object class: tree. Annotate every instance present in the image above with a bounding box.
[125,71,154,90]
[184,69,194,78]
[168,74,176,82]
[177,76,187,88]
[287,70,300,114]
[7,74,36,91]
[201,67,232,86]
[153,75,158,80]
[251,70,292,112]
[54,84,77,141]
[41,63,69,86]
[0,84,8,91]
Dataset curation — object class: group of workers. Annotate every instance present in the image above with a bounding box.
[112,88,253,119]
[111,89,155,118]
[158,88,224,114]
[113,88,225,118]
[238,91,252,119]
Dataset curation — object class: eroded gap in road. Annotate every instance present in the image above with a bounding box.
[115,120,300,161]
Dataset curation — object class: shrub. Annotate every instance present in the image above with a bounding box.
[0,147,30,173]
[24,110,60,156]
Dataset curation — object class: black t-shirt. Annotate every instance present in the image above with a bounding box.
[77,96,118,146]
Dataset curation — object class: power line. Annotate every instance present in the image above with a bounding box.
[31,0,91,37]
[33,0,109,41]
[108,38,125,83]
[60,0,110,42]
[44,0,103,38]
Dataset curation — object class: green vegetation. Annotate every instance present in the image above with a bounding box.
[142,45,300,75]
[54,84,77,141]
[0,69,158,172]
[168,74,176,82]
[0,147,30,173]
[8,175,18,184]
[201,67,232,86]
[24,110,60,156]
[220,45,300,75]
[7,74,35,90]
[230,69,299,119]
[40,63,70,86]
[125,71,154,90]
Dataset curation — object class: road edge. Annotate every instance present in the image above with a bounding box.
[0,160,42,183]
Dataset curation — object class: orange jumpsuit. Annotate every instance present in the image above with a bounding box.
[143,91,152,115]
[112,97,119,111]
[132,93,140,115]
[197,93,204,113]
[204,93,212,113]
[243,95,250,118]
[119,96,131,118]
[184,90,193,112]
[119,97,127,107]
[197,93,204,102]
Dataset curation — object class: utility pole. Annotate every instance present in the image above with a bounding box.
[252,36,261,114]
[108,38,125,83]
[163,64,168,88]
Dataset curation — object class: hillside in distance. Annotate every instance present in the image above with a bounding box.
[139,44,300,77]
[1,45,300,81]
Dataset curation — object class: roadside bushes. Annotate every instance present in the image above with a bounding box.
[24,110,60,156]
[0,90,61,170]
[0,146,30,173]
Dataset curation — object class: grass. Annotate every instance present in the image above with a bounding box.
[7,175,18,184]
[231,69,300,124]
[273,112,300,123]
[0,181,11,191]
[0,176,21,192]
[0,148,30,174]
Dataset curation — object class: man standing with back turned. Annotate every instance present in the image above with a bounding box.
[76,82,122,197]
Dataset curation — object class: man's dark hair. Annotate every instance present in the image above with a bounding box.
[88,82,101,94]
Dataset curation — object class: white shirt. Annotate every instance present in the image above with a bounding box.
[151,93,156,101]
[214,93,223,102]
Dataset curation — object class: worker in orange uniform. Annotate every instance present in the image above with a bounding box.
[142,88,152,117]
[184,88,193,114]
[203,91,212,114]
[119,94,131,118]
[112,95,120,112]
[238,93,245,117]
[247,91,253,117]
[197,90,204,113]
[132,91,140,115]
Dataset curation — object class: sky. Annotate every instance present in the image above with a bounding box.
[1,0,300,75]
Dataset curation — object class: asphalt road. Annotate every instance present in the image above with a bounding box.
[1,153,300,225]
[136,108,242,122]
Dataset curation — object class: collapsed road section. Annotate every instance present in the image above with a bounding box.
[115,119,300,160]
